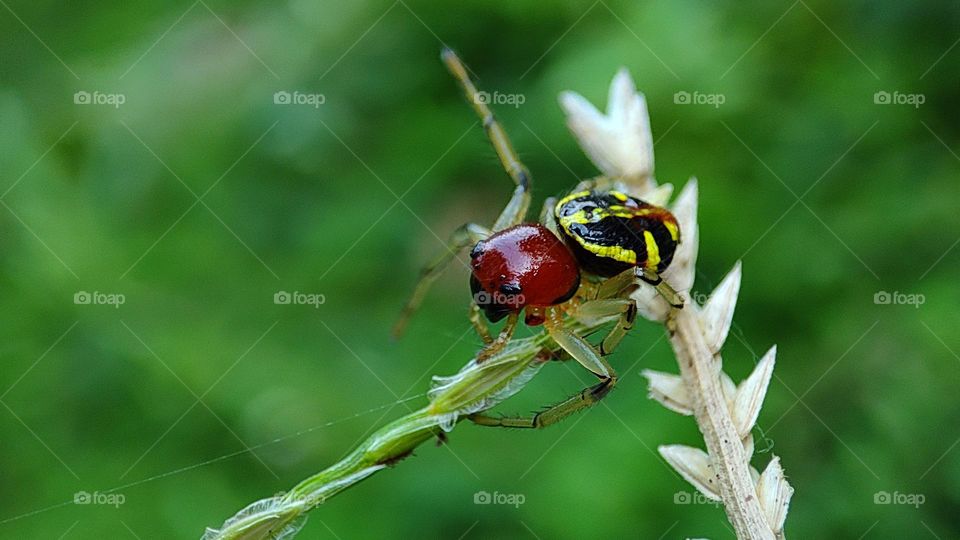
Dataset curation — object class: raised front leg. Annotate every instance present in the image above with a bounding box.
[442,48,531,232]
[393,223,490,338]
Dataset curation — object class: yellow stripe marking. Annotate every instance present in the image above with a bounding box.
[664,220,679,242]
[555,190,591,211]
[582,242,637,264]
[643,230,660,269]
[555,190,679,269]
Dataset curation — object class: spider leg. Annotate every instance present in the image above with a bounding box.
[468,298,636,429]
[476,311,519,362]
[539,195,558,227]
[597,267,641,299]
[638,267,684,309]
[573,175,614,192]
[393,223,490,338]
[574,298,639,356]
[543,305,610,378]
[468,376,616,429]
[442,48,530,232]
[468,303,493,344]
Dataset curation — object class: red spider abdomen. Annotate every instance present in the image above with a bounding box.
[470,224,581,323]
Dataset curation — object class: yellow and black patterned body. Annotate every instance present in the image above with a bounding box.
[554,190,680,277]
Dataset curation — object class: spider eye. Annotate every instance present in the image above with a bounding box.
[499,283,521,295]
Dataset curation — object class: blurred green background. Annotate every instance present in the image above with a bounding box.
[1,1,958,538]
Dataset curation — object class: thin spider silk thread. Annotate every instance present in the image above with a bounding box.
[0,394,426,525]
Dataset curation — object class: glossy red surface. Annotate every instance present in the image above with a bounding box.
[470,224,580,321]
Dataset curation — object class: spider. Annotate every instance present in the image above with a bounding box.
[394,49,683,429]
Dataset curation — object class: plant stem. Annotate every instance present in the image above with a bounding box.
[202,408,449,540]
[285,408,446,505]
[669,307,774,540]
[203,331,562,540]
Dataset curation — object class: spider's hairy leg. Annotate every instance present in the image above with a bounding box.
[468,303,493,344]
[393,223,490,338]
[539,196,560,236]
[468,298,634,429]
[573,175,615,192]
[441,48,530,232]
[638,267,684,309]
[572,298,638,356]
[637,268,683,334]
[468,375,616,429]
[475,311,519,362]
[597,267,641,299]
[543,305,609,378]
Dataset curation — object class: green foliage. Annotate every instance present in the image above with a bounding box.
[0,0,957,538]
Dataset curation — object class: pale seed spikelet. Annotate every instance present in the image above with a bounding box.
[559,68,656,190]
[561,68,793,540]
